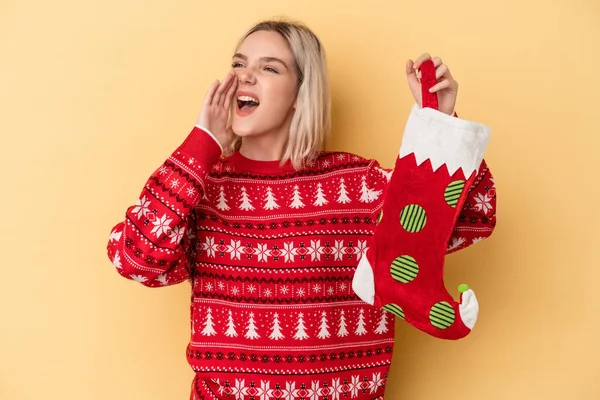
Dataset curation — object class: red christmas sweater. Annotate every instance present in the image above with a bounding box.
[107,104,496,400]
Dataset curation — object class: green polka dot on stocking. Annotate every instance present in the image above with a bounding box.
[429,301,456,329]
[383,304,405,319]
[390,255,419,283]
[399,204,427,232]
[444,180,465,207]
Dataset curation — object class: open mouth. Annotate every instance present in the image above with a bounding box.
[237,95,260,110]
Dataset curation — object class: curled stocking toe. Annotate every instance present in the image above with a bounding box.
[458,285,479,330]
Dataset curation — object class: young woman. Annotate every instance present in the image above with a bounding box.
[107,18,496,400]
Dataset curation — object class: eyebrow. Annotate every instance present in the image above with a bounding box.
[233,53,289,70]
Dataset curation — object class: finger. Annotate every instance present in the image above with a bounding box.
[435,64,449,80]
[406,59,420,81]
[428,79,451,93]
[406,59,420,86]
[413,53,432,70]
[431,57,443,68]
[212,71,234,105]
[213,72,233,105]
[405,59,415,74]
[223,74,238,109]
[204,80,220,108]
[437,66,454,82]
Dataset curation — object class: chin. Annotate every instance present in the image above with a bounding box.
[231,123,260,137]
[232,114,265,137]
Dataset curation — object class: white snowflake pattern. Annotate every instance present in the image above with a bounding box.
[186,228,195,241]
[188,157,195,165]
[217,281,225,291]
[112,251,122,269]
[297,288,306,297]
[231,286,240,296]
[247,284,257,294]
[131,196,151,219]
[186,187,195,197]
[327,287,334,295]
[280,286,290,295]
[151,214,173,237]
[473,192,493,214]
[448,237,467,251]
[322,159,331,168]
[472,237,485,244]
[283,242,295,262]
[313,284,321,293]
[205,282,214,291]
[130,274,148,283]
[356,240,369,259]
[340,283,347,291]
[109,229,122,242]
[226,239,243,260]
[337,154,345,161]
[255,243,269,262]
[158,166,168,175]
[156,273,168,286]
[263,288,272,297]
[213,373,385,397]
[171,179,180,188]
[332,240,344,261]
[168,225,185,244]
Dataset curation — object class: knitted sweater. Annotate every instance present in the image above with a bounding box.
[106,105,496,400]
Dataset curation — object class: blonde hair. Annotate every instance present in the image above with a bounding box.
[224,18,331,170]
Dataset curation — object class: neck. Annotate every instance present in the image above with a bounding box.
[238,113,293,161]
[239,134,287,161]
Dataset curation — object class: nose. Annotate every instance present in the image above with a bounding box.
[236,66,256,85]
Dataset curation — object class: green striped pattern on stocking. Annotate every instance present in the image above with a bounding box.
[390,255,419,283]
[399,204,427,232]
[444,180,465,207]
[383,304,405,319]
[429,301,455,329]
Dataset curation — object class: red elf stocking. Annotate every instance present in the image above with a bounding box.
[352,59,491,340]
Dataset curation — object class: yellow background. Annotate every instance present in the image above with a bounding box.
[2,0,599,399]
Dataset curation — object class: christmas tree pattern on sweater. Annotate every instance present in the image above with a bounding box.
[106,97,496,399]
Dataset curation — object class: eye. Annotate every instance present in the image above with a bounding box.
[264,66,279,74]
[231,62,244,68]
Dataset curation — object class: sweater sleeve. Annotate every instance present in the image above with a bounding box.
[106,126,222,288]
[446,159,496,253]
[352,104,493,340]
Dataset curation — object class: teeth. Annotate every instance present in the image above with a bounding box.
[238,95,259,103]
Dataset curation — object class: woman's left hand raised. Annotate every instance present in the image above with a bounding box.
[406,53,458,116]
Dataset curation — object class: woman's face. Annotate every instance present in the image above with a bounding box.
[230,30,299,140]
